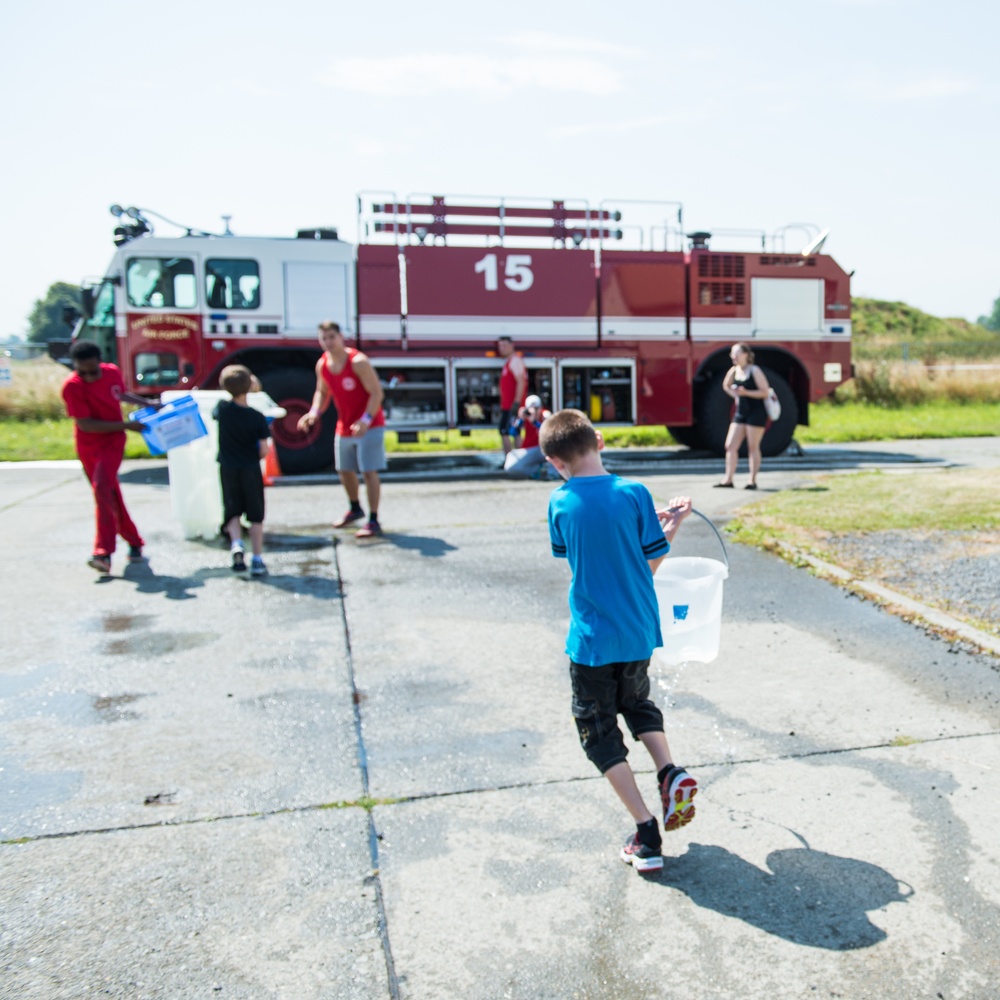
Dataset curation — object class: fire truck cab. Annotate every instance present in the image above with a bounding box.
[67,194,852,473]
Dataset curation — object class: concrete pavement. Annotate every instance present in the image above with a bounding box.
[1,443,999,998]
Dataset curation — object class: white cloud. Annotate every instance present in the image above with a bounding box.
[885,77,976,100]
[553,111,699,140]
[318,52,625,98]
[348,136,400,157]
[213,78,282,99]
[494,30,639,57]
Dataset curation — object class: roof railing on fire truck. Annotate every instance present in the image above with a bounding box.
[596,198,684,263]
[357,191,624,248]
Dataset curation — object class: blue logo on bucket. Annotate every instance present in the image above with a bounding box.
[673,605,689,622]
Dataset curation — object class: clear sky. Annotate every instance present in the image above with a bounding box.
[2,0,998,338]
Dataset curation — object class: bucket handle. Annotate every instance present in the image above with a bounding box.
[665,506,729,572]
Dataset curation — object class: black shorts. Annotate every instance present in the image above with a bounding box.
[498,406,517,437]
[734,399,768,427]
[220,465,265,524]
[569,658,664,773]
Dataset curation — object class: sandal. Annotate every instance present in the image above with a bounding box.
[713,482,734,489]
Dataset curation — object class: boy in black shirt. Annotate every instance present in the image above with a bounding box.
[213,365,271,575]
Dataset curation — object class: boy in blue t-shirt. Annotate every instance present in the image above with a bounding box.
[540,408,696,874]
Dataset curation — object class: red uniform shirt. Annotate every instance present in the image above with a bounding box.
[61,364,127,456]
[319,348,385,437]
[521,418,542,449]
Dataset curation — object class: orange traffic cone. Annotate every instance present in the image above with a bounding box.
[263,441,282,486]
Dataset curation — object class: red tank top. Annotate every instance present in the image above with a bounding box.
[500,354,526,409]
[320,348,385,437]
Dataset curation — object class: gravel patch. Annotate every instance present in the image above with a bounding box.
[826,530,1000,635]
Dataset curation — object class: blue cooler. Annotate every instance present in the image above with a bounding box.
[131,395,208,455]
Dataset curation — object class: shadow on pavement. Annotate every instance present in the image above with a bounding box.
[658,843,912,949]
[263,532,331,551]
[119,465,169,486]
[251,573,343,600]
[111,560,343,601]
[382,533,459,558]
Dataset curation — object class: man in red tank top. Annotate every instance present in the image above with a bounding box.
[497,336,527,459]
[297,321,387,538]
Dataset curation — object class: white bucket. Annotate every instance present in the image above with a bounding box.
[653,555,729,665]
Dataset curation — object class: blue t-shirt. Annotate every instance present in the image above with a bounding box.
[548,474,669,666]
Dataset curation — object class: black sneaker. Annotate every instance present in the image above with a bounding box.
[231,548,246,572]
[661,766,698,833]
[128,545,144,563]
[620,833,663,873]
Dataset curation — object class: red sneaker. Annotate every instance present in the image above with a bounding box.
[620,833,663,872]
[333,509,365,529]
[661,766,698,832]
[355,520,382,539]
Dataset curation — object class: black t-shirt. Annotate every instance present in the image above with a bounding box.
[213,399,270,469]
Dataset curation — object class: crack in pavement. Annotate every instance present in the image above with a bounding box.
[6,726,997,846]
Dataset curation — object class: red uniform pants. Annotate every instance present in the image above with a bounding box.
[78,442,143,557]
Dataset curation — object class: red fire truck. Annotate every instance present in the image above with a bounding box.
[64,193,852,473]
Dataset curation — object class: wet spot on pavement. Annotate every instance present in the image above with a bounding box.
[92,693,145,723]
[98,612,156,634]
[104,631,219,656]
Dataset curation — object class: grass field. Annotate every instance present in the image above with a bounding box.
[725,467,1000,637]
[727,467,1000,543]
[3,355,1000,462]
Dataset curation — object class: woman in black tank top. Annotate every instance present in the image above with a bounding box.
[714,342,772,490]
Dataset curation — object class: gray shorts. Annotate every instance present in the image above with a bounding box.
[335,426,387,473]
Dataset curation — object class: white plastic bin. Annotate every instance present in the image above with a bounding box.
[161,390,285,541]
[652,509,729,665]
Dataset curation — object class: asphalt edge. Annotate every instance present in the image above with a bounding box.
[772,541,1000,659]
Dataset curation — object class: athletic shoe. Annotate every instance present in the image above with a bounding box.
[231,548,246,572]
[128,545,144,563]
[661,766,698,832]
[250,556,268,576]
[333,509,365,529]
[620,833,663,873]
[88,554,111,574]
[355,520,382,539]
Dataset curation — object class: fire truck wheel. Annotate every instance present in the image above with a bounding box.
[696,367,798,458]
[759,369,798,457]
[666,425,705,450]
[696,374,736,456]
[259,368,336,475]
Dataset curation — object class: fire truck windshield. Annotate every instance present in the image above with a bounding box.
[79,280,117,363]
[126,256,197,309]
